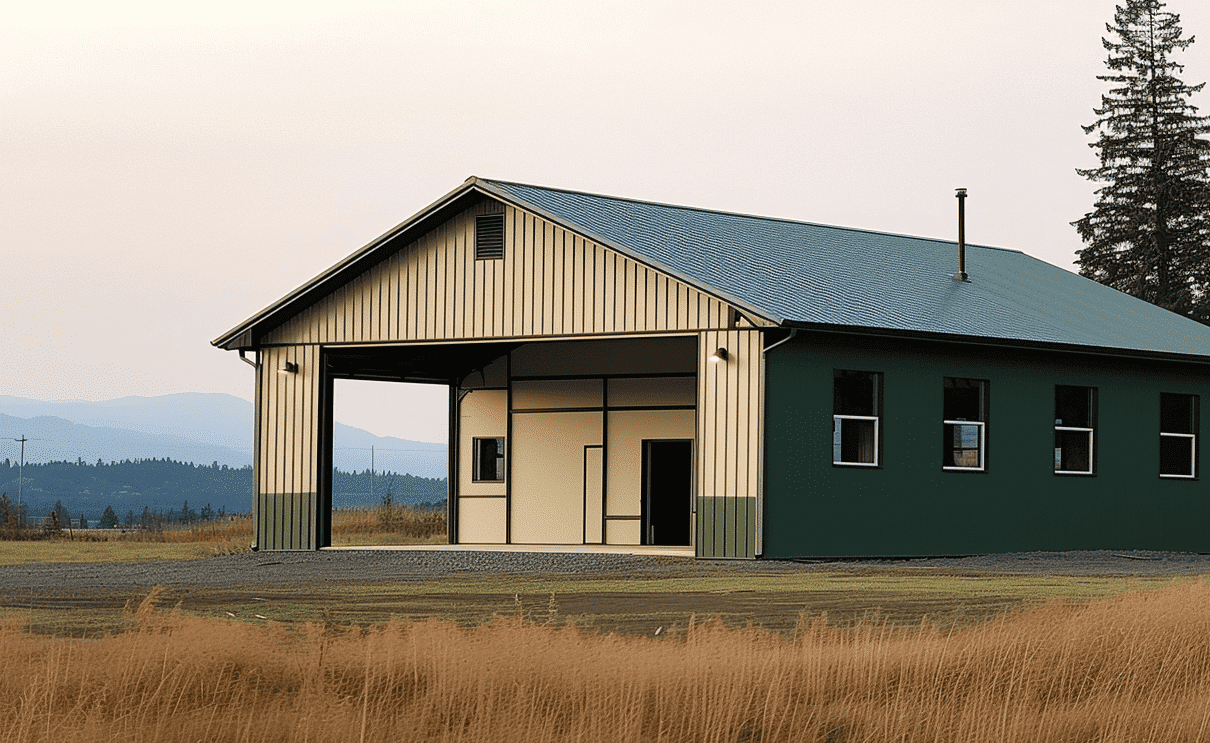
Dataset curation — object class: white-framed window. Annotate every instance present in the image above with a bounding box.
[472,437,505,482]
[1054,385,1096,475]
[943,377,987,471]
[1160,393,1198,479]
[833,370,881,466]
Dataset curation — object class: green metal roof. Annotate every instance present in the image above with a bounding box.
[481,178,1210,360]
[215,176,1210,361]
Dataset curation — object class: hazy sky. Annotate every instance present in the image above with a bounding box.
[4,0,1209,444]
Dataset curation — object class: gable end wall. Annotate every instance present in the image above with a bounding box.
[263,201,737,346]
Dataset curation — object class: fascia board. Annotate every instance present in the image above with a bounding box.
[782,320,1210,366]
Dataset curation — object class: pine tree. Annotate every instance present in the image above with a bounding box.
[52,500,71,528]
[99,505,119,529]
[0,494,16,530]
[1074,0,1210,320]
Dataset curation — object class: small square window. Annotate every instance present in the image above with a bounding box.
[1054,385,1096,475]
[1160,393,1198,479]
[833,370,881,466]
[943,378,987,471]
[472,437,505,482]
[475,214,505,260]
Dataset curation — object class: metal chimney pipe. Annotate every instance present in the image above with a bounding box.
[954,188,969,282]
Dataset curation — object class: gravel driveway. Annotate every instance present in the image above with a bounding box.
[2,549,1209,600]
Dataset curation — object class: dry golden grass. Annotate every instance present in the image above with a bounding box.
[330,505,447,546]
[4,580,1210,742]
[0,507,447,563]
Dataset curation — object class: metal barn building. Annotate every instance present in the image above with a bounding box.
[214,177,1210,558]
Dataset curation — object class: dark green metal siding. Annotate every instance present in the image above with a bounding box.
[763,332,1210,557]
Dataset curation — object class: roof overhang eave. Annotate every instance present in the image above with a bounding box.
[780,319,1210,365]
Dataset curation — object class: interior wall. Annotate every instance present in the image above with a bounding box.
[510,411,603,543]
[605,409,696,545]
[452,338,702,548]
[457,388,507,543]
[458,497,506,544]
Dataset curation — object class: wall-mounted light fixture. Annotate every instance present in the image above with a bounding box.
[708,348,729,363]
[279,361,299,375]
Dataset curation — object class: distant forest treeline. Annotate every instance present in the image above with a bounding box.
[0,458,447,520]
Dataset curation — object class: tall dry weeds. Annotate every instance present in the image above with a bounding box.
[3,580,1210,742]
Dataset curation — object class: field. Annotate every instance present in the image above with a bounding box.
[0,505,444,565]
[3,517,1210,741]
[4,580,1210,742]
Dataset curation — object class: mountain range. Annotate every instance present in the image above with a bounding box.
[0,393,447,479]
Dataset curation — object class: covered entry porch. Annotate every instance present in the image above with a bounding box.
[452,335,699,549]
[254,324,766,558]
[253,327,762,559]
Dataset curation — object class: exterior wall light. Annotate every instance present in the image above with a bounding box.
[709,348,729,363]
[279,361,299,374]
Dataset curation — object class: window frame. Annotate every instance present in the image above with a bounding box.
[1054,385,1097,476]
[832,370,883,468]
[471,436,506,482]
[832,414,880,467]
[1159,392,1199,480]
[942,377,989,472]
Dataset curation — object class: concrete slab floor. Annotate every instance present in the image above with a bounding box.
[322,544,696,557]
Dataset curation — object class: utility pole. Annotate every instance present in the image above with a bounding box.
[370,446,375,504]
[5,436,36,528]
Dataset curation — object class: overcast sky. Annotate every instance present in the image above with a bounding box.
[4,0,1209,444]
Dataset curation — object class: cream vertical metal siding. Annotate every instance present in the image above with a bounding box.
[262,202,735,346]
[696,330,763,558]
[255,345,322,550]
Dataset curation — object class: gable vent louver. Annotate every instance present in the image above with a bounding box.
[475,214,505,259]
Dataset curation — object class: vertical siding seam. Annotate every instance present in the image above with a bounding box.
[373,259,383,342]
[502,208,512,337]
[285,347,295,517]
[388,247,398,341]
[525,213,536,337]
[553,227,564,335]
[444,221,455,339]
[431,231,442,339]
[542,220,553,336]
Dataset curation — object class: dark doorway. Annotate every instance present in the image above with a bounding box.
[642,439,693,546]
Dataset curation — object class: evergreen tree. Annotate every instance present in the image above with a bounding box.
[0,494,16,530]
[1074,0,1210,320]
[99,505,118,529]
[52,500,70,528]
